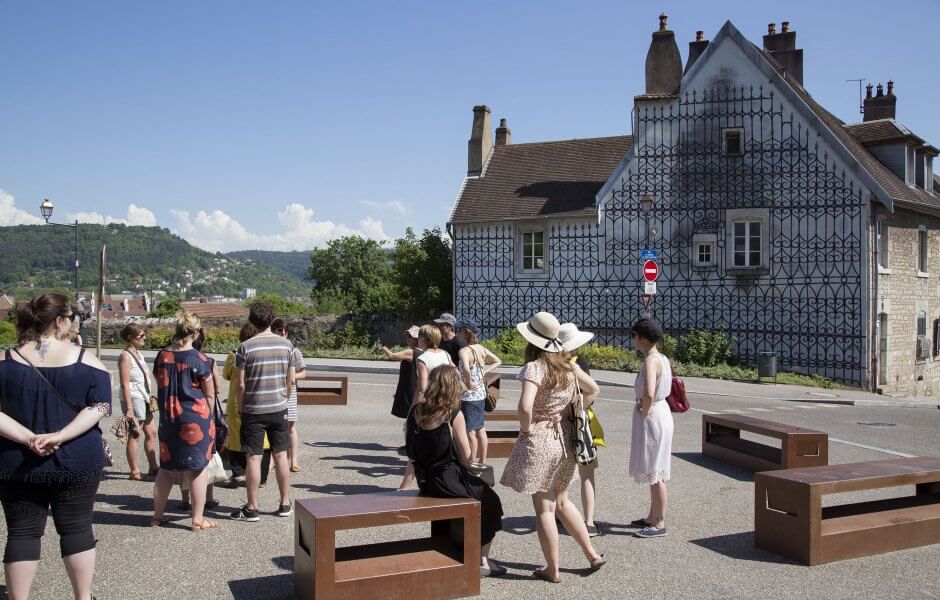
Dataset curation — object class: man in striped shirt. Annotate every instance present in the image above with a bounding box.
[231,301,296,522]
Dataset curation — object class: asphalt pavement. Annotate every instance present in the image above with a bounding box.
[9,367,940,600]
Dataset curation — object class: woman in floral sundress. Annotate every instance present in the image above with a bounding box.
[499,312,605,584]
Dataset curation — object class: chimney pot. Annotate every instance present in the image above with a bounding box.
[887,80,894,95]
[768,23,776,35]
[781,21,790,33]
[876,83,884,97]
[495,118,512,146]
[695,30,703,41]
[865,83,873,99]
[659,13,668,31]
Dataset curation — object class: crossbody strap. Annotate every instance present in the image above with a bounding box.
[125,350,152,396]
[12,348,81,414]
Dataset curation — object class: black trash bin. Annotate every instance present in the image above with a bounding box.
[758,351,777,383]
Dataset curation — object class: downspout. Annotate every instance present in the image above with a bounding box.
[870,201,880,393]
[447,222,456,313]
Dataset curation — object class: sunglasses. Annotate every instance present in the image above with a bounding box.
[63,313,77,322]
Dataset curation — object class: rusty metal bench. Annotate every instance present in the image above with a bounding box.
[297,376,348,406]
[755,456,940,565]
[294,490,480,599]
[702,414,828,472]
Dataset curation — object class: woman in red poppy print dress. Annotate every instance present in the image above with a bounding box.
[150,312,219,532]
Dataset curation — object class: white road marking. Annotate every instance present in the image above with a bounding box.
[829,438,915,458]
[690,407,718,414]
[350,382,396,388]
[747,408,773,412]
[721,409,748,414]
[773,407,796,410]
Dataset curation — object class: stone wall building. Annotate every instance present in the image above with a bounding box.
[448,17,940,394]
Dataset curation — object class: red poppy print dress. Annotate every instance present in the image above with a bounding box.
[153,349,215,471]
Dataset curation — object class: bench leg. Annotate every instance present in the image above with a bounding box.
[754,474,816,565]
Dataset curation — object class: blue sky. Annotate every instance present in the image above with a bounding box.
[1,0,937,252]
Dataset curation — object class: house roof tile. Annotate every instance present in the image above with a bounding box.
[449,136,634,224]
[180,302,249,319]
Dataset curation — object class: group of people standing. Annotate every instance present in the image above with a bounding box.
[383,310,675,582]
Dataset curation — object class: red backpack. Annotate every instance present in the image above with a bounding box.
[666,376,690,413]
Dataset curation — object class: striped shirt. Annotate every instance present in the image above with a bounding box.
[235,333,295,414]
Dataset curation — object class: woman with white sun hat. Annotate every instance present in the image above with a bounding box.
[499,312,606,583]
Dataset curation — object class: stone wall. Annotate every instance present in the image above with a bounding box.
[875,207,940,396]
[81,313,415,349]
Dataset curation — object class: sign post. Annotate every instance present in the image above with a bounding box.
[97,245,106,359]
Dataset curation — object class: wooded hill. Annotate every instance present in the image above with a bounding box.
[226,250,313,280]
[0,224,310,299]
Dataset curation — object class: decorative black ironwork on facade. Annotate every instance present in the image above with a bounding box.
[454,85,867,384]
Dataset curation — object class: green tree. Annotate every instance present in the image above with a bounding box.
[392,227,453,317]
[148,296,182,318]
[307,237,393,313]
[247,293,317,316]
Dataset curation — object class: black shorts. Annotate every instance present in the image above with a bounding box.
[241,409,290,455]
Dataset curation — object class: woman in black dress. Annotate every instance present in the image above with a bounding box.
[380,326,423,419]
[406,364,505,577]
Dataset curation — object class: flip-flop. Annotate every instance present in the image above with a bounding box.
[191,519,219,532]
[587,555,607,572]
[290,466,301,473]
[533,568,561,584]
[129,470,143,481]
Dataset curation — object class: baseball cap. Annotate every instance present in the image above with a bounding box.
[458,318,481,336]
[433,313,457,327]
[628,317,664,343]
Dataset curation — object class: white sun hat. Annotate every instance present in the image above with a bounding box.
[516,312,564,353]
[558,322,595,352]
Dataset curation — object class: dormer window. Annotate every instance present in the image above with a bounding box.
[723,128,744,155]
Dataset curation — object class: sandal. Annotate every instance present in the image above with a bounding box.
[129,470,143,481]
[290,466,301,473]
[587,554,607,572]
[533,568,561,584]
[150,516,168,528]
[191,519,219,532]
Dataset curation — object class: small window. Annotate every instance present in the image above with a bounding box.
[723,129,743,155]
[698,243,712,265]
[733,220,762,267]
[521,230,545,272]
[692,233,717,268]
[917,310,929,360]
[918,225,928,273]
[933,319,940,357]
[877,219,889,268]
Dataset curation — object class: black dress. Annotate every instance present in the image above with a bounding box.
[406,409,503,545]
[391,348,422,419]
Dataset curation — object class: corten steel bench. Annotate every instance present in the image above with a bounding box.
[480,375,517,459]
[296,376,348,406]
[294,490,480,599]
[702,414,828,472]
[755,456,940,565]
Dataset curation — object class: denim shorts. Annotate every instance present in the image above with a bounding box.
[461,400,485,432]
[120,395,150,421]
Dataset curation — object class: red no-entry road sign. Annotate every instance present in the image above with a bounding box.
[643,260,659,282]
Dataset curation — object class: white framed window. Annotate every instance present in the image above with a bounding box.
[692,233,717,268]
[725,208,770,271]
[877,218,889,269]
[733,220,762,267]
[514,225,549,278]
[916,310,929,361]
[722,128,744,155]
[918,225,928,273]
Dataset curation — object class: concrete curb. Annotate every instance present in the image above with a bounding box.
[99,354,939,410]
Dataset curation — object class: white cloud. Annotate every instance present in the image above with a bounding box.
[361,200,407,215]
[66,203,158,227]
[170,203,389,252]
[0,189,45,226]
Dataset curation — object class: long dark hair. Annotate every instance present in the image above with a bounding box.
[16,293,71,343]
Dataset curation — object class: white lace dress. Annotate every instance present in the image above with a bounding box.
[629,353,674,485]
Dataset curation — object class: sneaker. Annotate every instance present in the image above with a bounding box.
[230,505,260,522]
[205,500,220,510]
[178,501,191,513]
[634,526,667,538]
[276,502,293,517]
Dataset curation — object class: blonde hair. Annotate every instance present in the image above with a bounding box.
[524,343,573,393]
[172,311,201,343]
[419,324,441,349]
[417,365,462,428]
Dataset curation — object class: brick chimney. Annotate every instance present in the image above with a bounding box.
[864,81,897,121]
[762,21,803,85]
[467,105,493,176]
[644,13,682,95]
[684,30,709,74]
[495,118,512,146]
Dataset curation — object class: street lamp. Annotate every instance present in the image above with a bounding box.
[38,199,81,307]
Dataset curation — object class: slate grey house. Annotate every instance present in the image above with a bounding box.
[448,17,940,394]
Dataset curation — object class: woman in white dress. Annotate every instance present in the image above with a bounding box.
[628,318,674,538]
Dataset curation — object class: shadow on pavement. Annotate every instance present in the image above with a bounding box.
[94,492,154,512]
[673,452,754,482]
[320,453,404,466]
[689,531,795,564]
[494,558,587,580]
[228,573,292,599]
[272,555,293,571]
[307,441,397,452]
[293,482,393,495]
[333,465,405,478]
[501,515,538,536]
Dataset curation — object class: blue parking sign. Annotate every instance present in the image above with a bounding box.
[641,249,659,260]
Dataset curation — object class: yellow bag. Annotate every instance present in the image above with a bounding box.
[587,407,605,447]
